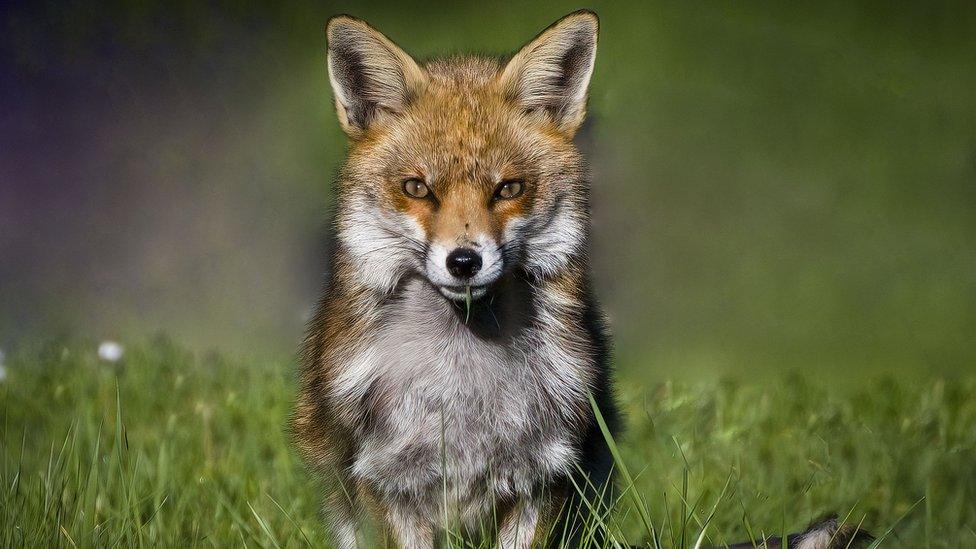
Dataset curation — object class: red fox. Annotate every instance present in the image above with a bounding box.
[293,10,871,549]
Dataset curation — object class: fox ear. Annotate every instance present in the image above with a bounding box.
[500,10,599,136]
[326,16,425,137]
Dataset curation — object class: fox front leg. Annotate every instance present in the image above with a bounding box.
[385,506,435,549]
[498,500,542,549]
[324,488,360,549]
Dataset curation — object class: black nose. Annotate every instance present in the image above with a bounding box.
[446,248,482,279]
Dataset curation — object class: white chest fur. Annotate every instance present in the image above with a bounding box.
[330,280,586,523]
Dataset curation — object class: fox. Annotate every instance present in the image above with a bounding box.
[292,10,872,549]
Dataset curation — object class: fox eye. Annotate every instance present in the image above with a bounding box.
[494,180,524,200]
[402,178,430,199]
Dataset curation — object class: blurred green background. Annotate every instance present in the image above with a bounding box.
[2,1,975,379]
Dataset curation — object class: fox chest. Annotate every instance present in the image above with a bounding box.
[330,311,582,518]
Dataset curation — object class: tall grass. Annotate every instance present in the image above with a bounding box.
[2,338,974,547]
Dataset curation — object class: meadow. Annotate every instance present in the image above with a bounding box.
[4,3,976,548]
[2,338,973,547]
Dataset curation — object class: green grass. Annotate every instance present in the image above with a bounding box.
[2,338,974,547]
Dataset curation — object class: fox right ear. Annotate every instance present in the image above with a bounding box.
[499,10,599,137]
[326,16,425,137]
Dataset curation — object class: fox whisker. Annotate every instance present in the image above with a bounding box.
[377,226,428,250]
[358,241,424,257]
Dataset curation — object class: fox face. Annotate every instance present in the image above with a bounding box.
[327,12,598,300]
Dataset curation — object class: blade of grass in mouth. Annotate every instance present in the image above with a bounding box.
[464,285,472,324]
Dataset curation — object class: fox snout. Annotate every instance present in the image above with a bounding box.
[446,248,481,279]
[425,233,505,301]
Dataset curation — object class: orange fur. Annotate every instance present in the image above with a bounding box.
[294,11,609,549]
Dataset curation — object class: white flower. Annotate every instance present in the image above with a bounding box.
[98,341,124,363]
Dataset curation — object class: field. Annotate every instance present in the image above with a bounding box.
[4,1,976,547]
[2,338,974,547]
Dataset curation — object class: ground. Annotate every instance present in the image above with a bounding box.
[2,337,974,547]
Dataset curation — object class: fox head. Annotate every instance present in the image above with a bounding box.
[326,11,598,301]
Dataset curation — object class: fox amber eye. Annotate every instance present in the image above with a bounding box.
[402,178,430,199]
[494,180,524,200]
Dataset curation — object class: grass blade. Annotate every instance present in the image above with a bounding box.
[589,392,658,548]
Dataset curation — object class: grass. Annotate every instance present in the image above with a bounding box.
[1,337,974,547]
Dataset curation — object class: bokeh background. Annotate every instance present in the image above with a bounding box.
[2,1,975,379]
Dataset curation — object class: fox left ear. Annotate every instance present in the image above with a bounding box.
[500,10,599,136]
[326,15,426,138]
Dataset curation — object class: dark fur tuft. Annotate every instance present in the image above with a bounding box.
[722,515,873,549]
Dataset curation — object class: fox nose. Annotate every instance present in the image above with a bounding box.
[446,248,482,279]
